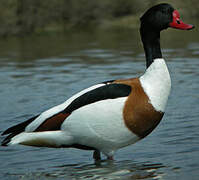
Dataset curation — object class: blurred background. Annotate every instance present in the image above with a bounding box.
[1,0,198,37]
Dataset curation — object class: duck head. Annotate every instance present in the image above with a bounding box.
[140,3,195,68]
[140,3,194,32]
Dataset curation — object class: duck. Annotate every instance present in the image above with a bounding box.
[1,3,194,161]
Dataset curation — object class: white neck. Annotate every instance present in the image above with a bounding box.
[139,58,171,112]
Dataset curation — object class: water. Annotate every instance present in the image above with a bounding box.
[0,27,199,179]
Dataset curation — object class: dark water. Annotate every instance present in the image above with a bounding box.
[0,27,199,179]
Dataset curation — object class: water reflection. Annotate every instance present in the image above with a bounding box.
[8,160,167,180]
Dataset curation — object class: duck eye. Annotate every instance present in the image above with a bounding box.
[176,20,180,24]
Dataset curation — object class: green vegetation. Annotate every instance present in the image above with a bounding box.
[0,0,198,37]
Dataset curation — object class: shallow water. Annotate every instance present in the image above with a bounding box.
[0,27,199,179]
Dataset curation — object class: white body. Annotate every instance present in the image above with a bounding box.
[140,58,171,112]
[8,58,171,158]
[62,97,139,156]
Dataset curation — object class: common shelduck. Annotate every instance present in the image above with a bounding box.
[1,4,194,161]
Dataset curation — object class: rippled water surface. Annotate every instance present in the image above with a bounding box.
[0,28,199,179]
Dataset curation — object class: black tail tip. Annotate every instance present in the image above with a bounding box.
[1,141,9,146]
[1,136,11,146]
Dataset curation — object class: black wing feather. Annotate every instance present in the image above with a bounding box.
[64,83,131,113]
